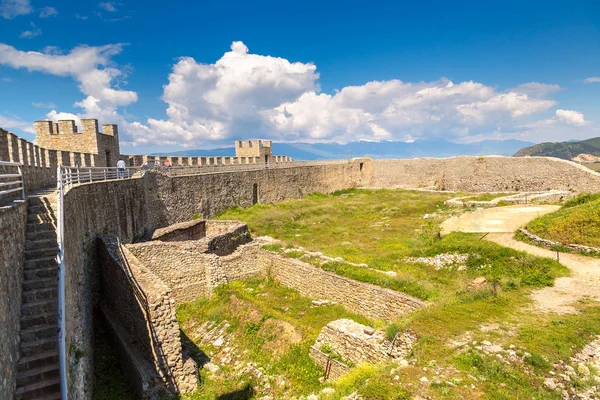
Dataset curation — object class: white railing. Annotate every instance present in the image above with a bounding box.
[55,164,140,400]
[0,160,25,201]
[59,166,141,191]
[152,160,350,177]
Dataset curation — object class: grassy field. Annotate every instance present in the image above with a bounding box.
[525,193,600,249]
[583,162,600,172]
[171,189,600,399]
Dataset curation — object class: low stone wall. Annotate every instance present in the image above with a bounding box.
[151,219,206,242]
[260,250,425,320]
[127,241,264,304]
[368,156,600,193]
[309,346,351,381]
[0,200,27,399]
[313,319,417,366]
[97,235,198,398]
[519,228,600,255]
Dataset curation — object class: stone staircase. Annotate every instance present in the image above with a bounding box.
[15,193,61,400]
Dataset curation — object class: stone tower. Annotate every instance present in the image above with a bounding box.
[235,140,273,163]
[34,119,121,167]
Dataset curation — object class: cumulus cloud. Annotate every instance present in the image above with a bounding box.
[39,6,58,18]
[0,40,593,147]
[0,0,31,18]
[584,77,600,84]
[0,43,137,123]
[125,42,566,147]
[555,109,588,126]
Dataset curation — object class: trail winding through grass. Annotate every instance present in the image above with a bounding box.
[442,205,600,314]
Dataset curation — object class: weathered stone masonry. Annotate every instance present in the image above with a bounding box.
[0,200,27,400]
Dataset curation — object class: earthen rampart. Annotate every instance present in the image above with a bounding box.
[369,156,600,193]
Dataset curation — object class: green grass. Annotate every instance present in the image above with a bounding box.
[178,188,600,399]
[463,193,515,202]
[525,193,600,248]
[178,279,375,399]
[93,316,136,400]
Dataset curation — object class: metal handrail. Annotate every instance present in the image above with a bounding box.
[0,160,25,201]
[58,165,141,191]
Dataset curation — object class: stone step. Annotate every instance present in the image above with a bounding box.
[28,196,57,207]
[20,324,58,342]
[27,222,56,232]
[22,299,57,317]
[24,247,58,260]
[27,213,56,223]
[14,376,60,399]
[22,287,57,303]
[17,349,59,372]
[28,204,57,215]
[24,266,57,280]
[21,311,58,330]
[16,363,60,387]
[20,337,58,357]
[23,277,57,293]
[32,392,62,400]
[24,257,57,271]
[25,239,58,251]
[26,230,57,241]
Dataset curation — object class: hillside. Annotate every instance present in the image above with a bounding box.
[154,139,534,160]
[514,137,600,159]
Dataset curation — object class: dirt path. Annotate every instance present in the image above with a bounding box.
[486,233,600,314]
[440,204,559,235]
[442,205,600,313]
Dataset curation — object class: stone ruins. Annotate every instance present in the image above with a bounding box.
[1,119,600,399]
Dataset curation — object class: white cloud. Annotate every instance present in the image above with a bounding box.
[32,101,56,108]
[19,22,41,38]
[584,77,600,84]
[0,114,34,133]
[555,109,588,126]
[0,0,31,18]
[39,6,57,18]
[0,43,137,122]
[120,42,582,147]
[98,2,116,12]
[0,77,11,82]
[510,82,562,98]
[75,14,88,20]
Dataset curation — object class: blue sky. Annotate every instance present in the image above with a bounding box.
[0,0,599,154]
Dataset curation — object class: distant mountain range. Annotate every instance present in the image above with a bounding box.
[154,139,535,160]
[514,137,600,160]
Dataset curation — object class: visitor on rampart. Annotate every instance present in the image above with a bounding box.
[117,159,126,178]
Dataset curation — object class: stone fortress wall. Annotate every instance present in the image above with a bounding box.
[369,156,600,193]
[2,120,600,398]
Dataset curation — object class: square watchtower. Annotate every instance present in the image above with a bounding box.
[34,119,121,167]
[235,140,273,163]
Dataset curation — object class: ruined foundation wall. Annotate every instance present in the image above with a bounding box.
[260,250,424,320]
[97,236,198,398]
[0,200,27,399]
[368,156,600,193]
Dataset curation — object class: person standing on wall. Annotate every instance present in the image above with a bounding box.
[117,158,126,178]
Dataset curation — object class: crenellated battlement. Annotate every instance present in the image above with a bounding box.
[34,119,120,167]
[235,139,273,161]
